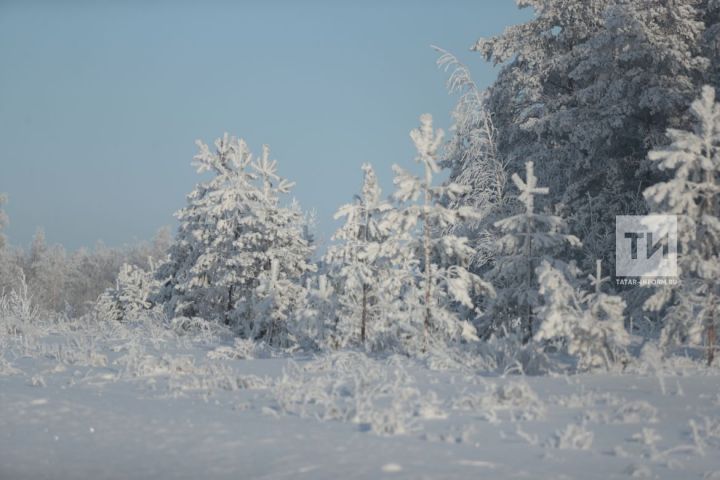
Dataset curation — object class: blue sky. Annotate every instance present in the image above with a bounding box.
[0,1,530,251]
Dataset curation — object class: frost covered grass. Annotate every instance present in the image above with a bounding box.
[3,311,720,479]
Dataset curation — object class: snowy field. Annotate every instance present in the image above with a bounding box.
[2,316,720,480]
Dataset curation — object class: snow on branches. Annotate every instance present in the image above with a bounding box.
[385,114,495,350]
[488,161,580,343]
[535,260,629,371]
[644,86,720,363]
[156,134,315,345]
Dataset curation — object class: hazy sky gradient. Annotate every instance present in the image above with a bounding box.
[0,1,530,250]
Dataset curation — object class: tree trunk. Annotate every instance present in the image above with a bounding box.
[707,323,716,366]
[523,226,533,344]
[225,285,234,326]
[701,170,716,366]
[707,294,717,366]
[361,283,368,344]
[423,189,432,344]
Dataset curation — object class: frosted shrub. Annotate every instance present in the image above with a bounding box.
[612,401,659,424]
[453,379,545,421]
[169,316,233,344]
[476,333,553,376]
[551,423,594,450]
[207,338,258,360]
[272,352,444,436]
[0,272,39,335]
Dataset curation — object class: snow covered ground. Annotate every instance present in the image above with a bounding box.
[2,316,720,480]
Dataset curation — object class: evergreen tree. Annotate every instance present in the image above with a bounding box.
[324,163,394,347]
[97,263,157,322]
[156,134,315,344]
[487,161,580,343]
[644,86,720,364]
[387,114,495,348]
[702,0,720,91]
[467,0,708,276]
[535,259,629,370]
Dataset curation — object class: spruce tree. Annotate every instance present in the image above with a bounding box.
[488,161,580,343]
[644,86,720,364]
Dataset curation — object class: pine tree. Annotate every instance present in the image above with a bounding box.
[324,163,394,346]
[156,134,315,344]
[96,263,157,322]
[535,259,629,371]
[705,0,720,92]
[488,161,580,343]
[469,0,708,276]
[294,274,337,349]
[387,114,495,348]
[644,86,720,364]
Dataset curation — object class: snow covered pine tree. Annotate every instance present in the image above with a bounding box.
[96,263,157,322]
[155,134,314,345]
[644,86,720,365]
[324,163,394,347]
[535,259,629,371]
[386,114,495,350]
[488,161,580,343]
[471,0,708,276]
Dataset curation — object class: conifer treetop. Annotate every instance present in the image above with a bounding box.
[512,161,549,215]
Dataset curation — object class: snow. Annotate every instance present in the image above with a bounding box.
[2,317,720,479]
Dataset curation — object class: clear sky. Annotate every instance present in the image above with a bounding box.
[0,0,531,251]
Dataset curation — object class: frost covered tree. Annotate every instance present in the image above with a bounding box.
[643,86,720,364]
[470,0,709,275]
[156,134,315,344]
[487,161,580,343]
[386,114,495,348]
[24,229,69,313]
[96,263,157,322]
[294,274,337,349]
[0,194,21,298]
[433,47,510,271]
[251,258,303,347]
[324,163,394,347]
[535,259,629,371]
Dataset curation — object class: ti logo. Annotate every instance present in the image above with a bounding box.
[616,215,678,278]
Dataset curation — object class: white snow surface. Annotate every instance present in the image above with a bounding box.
[2,317,720,480]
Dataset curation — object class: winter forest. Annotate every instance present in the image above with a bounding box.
[2,1,720,479]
